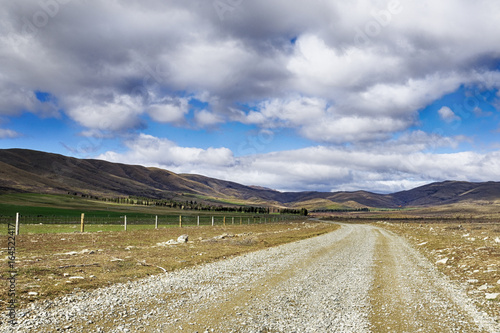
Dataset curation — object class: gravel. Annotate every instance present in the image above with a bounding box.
[1,223,499,332]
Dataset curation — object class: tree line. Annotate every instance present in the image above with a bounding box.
[70,192,307,215]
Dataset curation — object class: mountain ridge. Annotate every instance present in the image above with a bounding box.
[1,148,500,209]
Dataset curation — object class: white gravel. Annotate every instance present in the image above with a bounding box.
[1,223,499,332]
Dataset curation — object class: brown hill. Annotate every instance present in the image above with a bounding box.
[390,180,500,206]
[1,149,500,208]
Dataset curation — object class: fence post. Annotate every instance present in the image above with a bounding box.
[15,212,20,236]
[197,216,200,226]
[240,217,242,225]
[124,215,127,231]
[179,215,182,228]
[212,216,214,226]
[223,216,226,226]
[80,213,85,233]
[155,215,158,229]
[232,217,234,225]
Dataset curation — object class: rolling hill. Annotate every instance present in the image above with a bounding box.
[1,148,500,209]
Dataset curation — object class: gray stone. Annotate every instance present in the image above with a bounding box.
[177,235,189,243]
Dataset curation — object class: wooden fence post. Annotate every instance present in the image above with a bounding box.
[124,215,127,231]
[155,215,158,229]
[212,216,214,226]
[15,212,20,236]
[223,216,226,226]
[179,215,182,228]
[197,216,200,226]
[80,213,85,233]
[240,217,242,225]
[232,217,234,225]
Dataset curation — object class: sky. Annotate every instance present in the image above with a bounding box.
[1,0,500,193]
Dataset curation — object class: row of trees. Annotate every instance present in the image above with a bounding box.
[69,192,307,215]
[279,208,309,216]
[312,208,370,213]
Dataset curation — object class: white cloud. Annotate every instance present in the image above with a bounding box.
[2,0,500,140]
[438,106,461,123]
[194,110,225,127]
[2,0,500,192]
[287,34,402,91]
[302,115,409,143]
[99,133,235,169]
[97,132,498,193]
[0,128,21,138]
[243,96,327,128]
[64,93,144,131]
[147,97,189,124]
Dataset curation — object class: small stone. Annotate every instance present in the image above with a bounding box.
[28,292,38,296]
[177,235,189,243]
[157,239,178,246]
[485,293,499,300]
[69,276,85,280]
[436,258,449,265]
[478,284,488,291]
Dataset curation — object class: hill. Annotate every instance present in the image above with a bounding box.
[1,149,500,209]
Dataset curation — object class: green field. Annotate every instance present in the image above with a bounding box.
[0,193,297,234]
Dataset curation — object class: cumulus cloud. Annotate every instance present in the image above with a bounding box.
[99,133,235,170]
[99,132,500,193]
[0,129,21,139]
[2,0,500,191]
[194,110,225,127]
[64,92,144,132]
[147,97,189,124]
[438,106,461,123]
[2,0,499,138]
[97,132,495,193]
[243,96,327,128]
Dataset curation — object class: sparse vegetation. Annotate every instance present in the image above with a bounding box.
[0,221,338,311]
[377,221,500,320]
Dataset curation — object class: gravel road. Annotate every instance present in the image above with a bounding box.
[2,223,499,332]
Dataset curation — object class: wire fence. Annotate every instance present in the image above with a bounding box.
[0,213,305,235]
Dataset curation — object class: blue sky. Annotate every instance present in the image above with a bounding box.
[1,0,500,193]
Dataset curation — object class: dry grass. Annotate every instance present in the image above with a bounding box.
[0,221,339,311]
[377,221,500,320]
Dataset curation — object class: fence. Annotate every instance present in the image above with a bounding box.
[0,213,304,235]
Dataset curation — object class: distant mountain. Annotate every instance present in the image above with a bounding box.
[1,149,500,209]
[390,180,500,206]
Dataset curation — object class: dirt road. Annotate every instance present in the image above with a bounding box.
[3,223,499,332]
